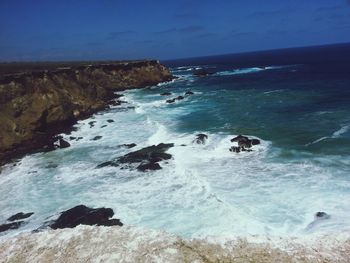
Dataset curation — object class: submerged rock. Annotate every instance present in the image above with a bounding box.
[107,119,114,123]
[0,221,24,233]
[166,99,176,104]
[91,136,102,141]
[185,91,194,96]
[160,92,172,96]
[88,121,96,128]
[176,96,184,101]
[193,69,214,77]
[7,212,34,222]
[49,205,123,229]
[194,134,208,144]
[315,212,331,220]
[119,143,137,149]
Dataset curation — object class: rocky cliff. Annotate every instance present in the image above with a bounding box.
[0,60,173,165]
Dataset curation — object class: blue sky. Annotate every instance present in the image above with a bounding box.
[1,0,350,61]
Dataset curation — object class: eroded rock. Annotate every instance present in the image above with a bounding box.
[49,205,123,229]
[97,143,173,171]
[7,212,34,222]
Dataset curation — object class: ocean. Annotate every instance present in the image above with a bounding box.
[1,43,350,240]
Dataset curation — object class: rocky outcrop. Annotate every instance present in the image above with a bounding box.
[229,135,260,153]
[97,143,174,171]
[0,60,173,165]
[49,205,123,229]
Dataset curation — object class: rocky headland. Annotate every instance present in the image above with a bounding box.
[0,60,173,165]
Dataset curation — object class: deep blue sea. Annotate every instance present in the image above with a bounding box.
[1,43,350,240]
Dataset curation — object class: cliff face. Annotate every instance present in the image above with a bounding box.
[0,60,173,164]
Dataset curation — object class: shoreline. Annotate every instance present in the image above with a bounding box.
[0,60,174,166]
[1,225,349,262]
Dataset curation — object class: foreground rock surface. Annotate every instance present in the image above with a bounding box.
[0,225,349,263]
[0,60,173,165]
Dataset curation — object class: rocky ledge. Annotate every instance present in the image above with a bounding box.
[0,60,173,165]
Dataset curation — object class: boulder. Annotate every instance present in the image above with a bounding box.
[185,91,194,96]
[107,119,114,123]
[137,162,162,172]
[7,212,34,222]
[176,96,184,101]
[59,138,70,148]
[194,134,208,144]
[315,212,331,220]
[229,135,260,153]
[49,205,123,229]
[166,99,176,103]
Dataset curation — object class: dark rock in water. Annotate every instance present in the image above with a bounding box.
[101,125,107,128]
[194,134,208,144]
[230,135,260,152]
[115,94,124,99]
[315,212,331,220]
[91,136,102,141]
[96,161,119,168]
[251,139,260,145]
[185,91,194,96]
[49,205,123,229]
[88,121,96,128]
[230,135,249,143]
[166,99,176,103]
[0,221,24,233]
[7,212,34,222]
[59,138,70,148]
[107,119,114,123]
[98,143,173,171]
[118,143,174,164]
[69,136,76,140]
[137,162,162,172]
[193,69,214,77]
[76,137,83,141]
[109,100,122,106]
[229,146,241,153]
[46,163,58,169]
[119,143,137,149]
[160,92,172,96]
[176,96,184,100]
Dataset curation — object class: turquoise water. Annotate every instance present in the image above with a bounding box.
[1,46,350,240]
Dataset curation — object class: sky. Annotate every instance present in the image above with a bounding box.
[1,0,350,61]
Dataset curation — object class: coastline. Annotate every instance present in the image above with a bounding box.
[1,225,349,262]
[0,60,174,166]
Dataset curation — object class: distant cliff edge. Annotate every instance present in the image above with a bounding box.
[0,60,174,165]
